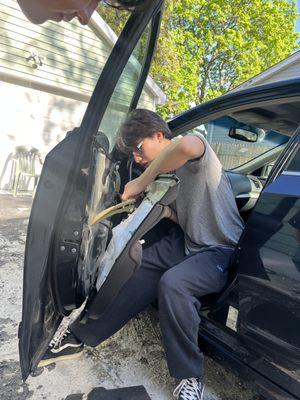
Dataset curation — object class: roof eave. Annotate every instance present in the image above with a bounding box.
[230,50,300,92]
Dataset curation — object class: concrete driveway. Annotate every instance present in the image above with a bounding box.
[0,194,259,400]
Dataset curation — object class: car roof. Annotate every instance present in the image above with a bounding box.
[169,78,300,136]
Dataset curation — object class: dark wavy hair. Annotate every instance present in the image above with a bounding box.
[116,108,172,155]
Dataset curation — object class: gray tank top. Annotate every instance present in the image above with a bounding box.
[173,133,244,254]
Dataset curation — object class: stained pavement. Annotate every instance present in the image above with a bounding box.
[0,193,259,400]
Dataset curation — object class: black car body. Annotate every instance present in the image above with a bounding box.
[169,83,300,400]
[18,1,300,399]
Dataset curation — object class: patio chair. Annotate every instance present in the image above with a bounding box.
[12,147,42,197]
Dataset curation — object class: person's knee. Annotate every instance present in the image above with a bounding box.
[158,270,181,299]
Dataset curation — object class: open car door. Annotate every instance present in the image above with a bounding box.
[19,0,166,380]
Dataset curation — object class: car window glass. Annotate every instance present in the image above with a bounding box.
[98,24,151,151]
[186,116,289,170]
[98,5,130,36]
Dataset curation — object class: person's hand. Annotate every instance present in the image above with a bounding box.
[121,177,147,201]
[162,206,178,224]
[162,206,172,219]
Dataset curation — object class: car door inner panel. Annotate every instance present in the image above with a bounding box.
[86,175,180,319]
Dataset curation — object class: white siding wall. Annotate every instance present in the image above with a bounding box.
[0,0,161,191]
[1,0,108,94]
[0,81,87,190]
[0,0,157,107]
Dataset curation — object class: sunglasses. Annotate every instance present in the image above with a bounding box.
[133,140,144,155]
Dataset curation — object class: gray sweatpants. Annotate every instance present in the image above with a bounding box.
[71,226,233,379]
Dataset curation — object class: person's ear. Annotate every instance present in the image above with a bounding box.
[155,131,164,142]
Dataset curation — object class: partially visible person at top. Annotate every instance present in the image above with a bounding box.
[17,0,100,25]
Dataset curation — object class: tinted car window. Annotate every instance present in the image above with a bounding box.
[188,116,289,170]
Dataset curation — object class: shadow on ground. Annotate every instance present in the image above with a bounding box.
[0,194,259,400]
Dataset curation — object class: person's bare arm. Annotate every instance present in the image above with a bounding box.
[122,135,205,200]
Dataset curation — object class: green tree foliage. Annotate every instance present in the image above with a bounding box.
[98,4,129,35]
[100,1,299,117]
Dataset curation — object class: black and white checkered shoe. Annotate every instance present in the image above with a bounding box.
[38,329,83,367]
[173,378,204,400]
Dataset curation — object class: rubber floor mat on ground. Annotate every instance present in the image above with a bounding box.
[65,386,152,399]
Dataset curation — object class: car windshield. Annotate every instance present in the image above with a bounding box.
[187,116,290,170]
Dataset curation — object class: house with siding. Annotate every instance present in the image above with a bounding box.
[0,0,166,191]
[231,50,300,91]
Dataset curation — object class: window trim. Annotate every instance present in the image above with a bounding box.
[129,9,163,111]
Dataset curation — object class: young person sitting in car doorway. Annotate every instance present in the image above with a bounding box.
[38,109,244,400]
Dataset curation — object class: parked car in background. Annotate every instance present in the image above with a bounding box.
[18,1,300,399]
